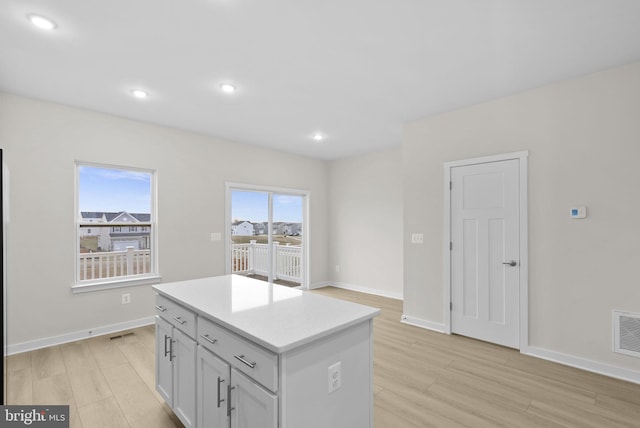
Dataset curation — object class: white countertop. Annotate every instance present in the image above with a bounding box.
[153,275,380,353]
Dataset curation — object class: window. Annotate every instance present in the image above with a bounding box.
[74,163,159,292]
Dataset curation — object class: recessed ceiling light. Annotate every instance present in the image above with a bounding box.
[27,14,57,30]
[220,83,236,94]
[131,89,148,99]
[312,133,324,142]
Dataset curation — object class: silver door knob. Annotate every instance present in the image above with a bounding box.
[502,260,517,267]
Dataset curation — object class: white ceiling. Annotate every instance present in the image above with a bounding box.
[2,1,640,160]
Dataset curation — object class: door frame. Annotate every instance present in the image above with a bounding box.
[224,182,310,289]
[443,151,529,351]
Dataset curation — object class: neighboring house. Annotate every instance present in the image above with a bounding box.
[253,222,267,235]
[287,223,301,236]
[230,221,301,236]
[80,211,151,251]
[272,222,286,235]
[231,221,254,236]
[272,222,302,236]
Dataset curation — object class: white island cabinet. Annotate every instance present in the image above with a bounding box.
[154,275,380,428]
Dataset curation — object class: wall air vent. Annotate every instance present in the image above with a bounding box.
[613,310,640,358]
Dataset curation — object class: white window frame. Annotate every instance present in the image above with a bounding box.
[72,162,161,293]
[225,182,310,289]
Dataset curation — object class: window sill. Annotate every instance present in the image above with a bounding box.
[72,275,162,293]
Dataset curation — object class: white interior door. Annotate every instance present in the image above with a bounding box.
[450,159,520,348]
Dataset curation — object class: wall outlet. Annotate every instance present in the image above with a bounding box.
[328,361,341,394]
[121,293,131,304]
[335,264,340,273]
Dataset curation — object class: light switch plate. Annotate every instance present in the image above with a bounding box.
[411,233,424,244]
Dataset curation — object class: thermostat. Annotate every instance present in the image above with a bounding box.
[570,206,587,219]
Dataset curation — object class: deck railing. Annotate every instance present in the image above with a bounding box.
[232,241,302,284]
[78,247,151,281]
[78,243,301,284]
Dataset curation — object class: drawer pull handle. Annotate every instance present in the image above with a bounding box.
[155,305,167,312]
[234,354,257,369]
[173,316,186,325]
[227,385,235,417]
[200,334,217,345]
[169,339,175,362]
[217,376,225,408]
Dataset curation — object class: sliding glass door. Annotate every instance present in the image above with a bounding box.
[226,184,308,288]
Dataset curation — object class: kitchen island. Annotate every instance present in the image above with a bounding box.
[153,274,380,428]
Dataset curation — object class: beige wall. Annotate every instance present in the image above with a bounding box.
[0,93,329,346]
[4,60,640,378]
[327,148,403,298]
[403,61,640,373]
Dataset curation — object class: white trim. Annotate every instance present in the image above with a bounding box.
[7,316,155,355]
[71,275,162,293]
[444,150,529,169]
[224,182,311,289]
[308,280,331,290]
[525,346,640,386]
[327,282,403,300]
[74,161,159,292]
[400,315,446,333]
[443,151,529,350]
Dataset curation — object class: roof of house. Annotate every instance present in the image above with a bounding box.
[81,211,151,222]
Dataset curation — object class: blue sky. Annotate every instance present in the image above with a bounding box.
[78,167,302,222]
[79,165,151,213]
[232,191,302,223]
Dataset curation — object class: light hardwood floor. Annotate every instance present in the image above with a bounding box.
[6,287,640,427]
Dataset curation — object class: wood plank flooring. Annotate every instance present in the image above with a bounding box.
[6,286,640,427]
[5,325,182,428]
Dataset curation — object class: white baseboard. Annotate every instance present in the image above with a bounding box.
[524,346,640,385]
[398,321,640,385]
[400,315,446,333]
[7,316,155,355]
[325,282,403,300]
[309,281,331,290]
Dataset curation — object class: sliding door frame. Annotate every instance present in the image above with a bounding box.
[224,182,310,289]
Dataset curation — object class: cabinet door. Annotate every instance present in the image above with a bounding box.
[231,368,277,428]
[155,316,173,405]
[197,347,230,428]
[173,328,197,428]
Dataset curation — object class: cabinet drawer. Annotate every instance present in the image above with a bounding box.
[155,294,196,338]
[197,316,278,392]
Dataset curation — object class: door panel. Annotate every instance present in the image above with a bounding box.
[197,346,230,428]
[451,159,519,348]
[173,328,196,428]
[488,218,506,324]
[231,368,277,428]
[155,317,173,405]
[462,219,478,318]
